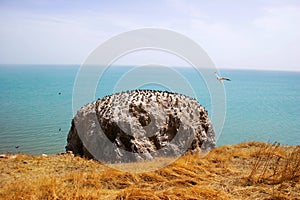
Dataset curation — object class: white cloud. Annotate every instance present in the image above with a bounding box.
[168,2,300,71]
[0,1,299,71]
[0,9,115,64]
[253,5,300,33]
[248,5,300,70]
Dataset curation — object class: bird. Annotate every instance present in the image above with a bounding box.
[58,92,61,95]
[59,128,61,132]
[15,146,20,149]
[214,72,231,82]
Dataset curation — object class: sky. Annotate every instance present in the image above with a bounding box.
[0,0,300,71]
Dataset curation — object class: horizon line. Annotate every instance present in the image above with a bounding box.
[0,64,299,72]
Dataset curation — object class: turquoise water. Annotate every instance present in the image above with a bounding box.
[0,65,299,154]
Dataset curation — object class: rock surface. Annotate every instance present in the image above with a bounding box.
[66,90,215,162]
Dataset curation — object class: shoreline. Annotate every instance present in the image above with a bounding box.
[1,140,299,158]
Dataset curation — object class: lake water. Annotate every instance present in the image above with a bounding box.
[0,65,299,154]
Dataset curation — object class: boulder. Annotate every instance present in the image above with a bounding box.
[66,90,215,162]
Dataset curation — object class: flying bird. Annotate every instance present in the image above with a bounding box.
[214,72,231,82]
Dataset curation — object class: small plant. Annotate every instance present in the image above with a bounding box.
[247,142,300,198]
[248,142,281,182]
[248,142,300,184]
[280,145,300,182]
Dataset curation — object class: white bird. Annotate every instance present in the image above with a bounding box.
[214,72,231,82]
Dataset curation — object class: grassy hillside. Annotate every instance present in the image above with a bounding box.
[0,142,299,200]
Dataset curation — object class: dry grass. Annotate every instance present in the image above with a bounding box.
[246,142,300,199]
[0,142,299,200]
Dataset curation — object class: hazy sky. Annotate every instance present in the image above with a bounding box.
[0,0,300,71]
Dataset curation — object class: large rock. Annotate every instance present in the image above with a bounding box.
[66,90,215,163]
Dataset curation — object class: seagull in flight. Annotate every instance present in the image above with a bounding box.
[215,72,231,82]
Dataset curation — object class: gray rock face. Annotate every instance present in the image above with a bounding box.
[66,90,215,163]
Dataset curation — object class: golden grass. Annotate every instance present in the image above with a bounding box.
[0,142,299,200]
